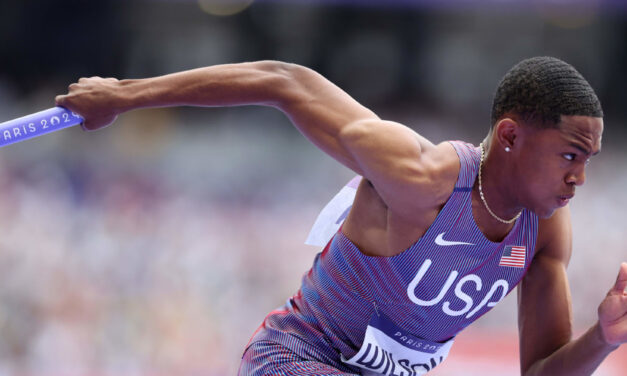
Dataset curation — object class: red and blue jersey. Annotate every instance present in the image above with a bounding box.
[246,141,538,373]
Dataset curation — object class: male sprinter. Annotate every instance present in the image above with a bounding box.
[56,57,626,375]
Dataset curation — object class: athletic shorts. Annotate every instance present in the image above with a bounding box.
[238,299,359,375]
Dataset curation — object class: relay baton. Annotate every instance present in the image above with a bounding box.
[0,107,83,148]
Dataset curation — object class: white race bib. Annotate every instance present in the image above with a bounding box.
[342,313,454,375]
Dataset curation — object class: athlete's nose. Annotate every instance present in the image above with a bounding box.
[566,165,586,186]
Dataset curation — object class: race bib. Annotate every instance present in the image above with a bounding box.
[305,176,362,246]
[342,313,454,376]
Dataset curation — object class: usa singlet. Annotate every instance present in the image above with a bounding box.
[240,141,539,375]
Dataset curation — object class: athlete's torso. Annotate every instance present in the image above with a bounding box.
[297,141,539,362]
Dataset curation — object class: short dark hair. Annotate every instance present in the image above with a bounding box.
[491,56,603,128]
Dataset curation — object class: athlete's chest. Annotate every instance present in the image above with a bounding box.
[325,212,536,342]
[322,180,538,334]
[342,179,519,258]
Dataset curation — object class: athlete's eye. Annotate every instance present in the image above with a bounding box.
[563,153,576,161]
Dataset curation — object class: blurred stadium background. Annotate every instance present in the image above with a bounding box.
[0,0,626,374]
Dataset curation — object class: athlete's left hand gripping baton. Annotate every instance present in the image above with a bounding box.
[0,107,83,148]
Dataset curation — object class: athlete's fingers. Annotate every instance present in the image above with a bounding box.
[78,76,101,83]
[55,94,66,105]
[611,262,627,294]
[54,94,77,112]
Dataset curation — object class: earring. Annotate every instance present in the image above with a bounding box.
[505,147,511,152]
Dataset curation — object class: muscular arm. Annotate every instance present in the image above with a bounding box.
[518,206,623,375]
[57,61,376,171]
[56,61,449,216]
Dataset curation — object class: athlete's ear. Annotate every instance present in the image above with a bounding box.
[494,117,519,151]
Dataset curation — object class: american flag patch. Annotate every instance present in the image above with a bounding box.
[499,245,526,268]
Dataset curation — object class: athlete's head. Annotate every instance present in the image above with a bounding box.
[488,57,604,218]
[491,56,603,129]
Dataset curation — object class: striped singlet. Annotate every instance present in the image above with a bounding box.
[241,141,539,375]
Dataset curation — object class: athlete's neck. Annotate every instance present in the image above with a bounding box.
[476,140,524,224]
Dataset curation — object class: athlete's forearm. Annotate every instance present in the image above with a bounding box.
[57,60,380,173]
[55,61,304,130]
[524,322,618,376]
[58,59,377,139]
[115,60,297,111]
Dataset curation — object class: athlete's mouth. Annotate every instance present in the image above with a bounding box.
[558,194,574,206]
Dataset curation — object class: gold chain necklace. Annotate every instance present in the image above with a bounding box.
[478,142,521,224]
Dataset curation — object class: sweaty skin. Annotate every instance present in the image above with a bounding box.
[55,61,626,375]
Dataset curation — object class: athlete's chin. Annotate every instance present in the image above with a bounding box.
[537,209,557,219]
[530,203,559,219]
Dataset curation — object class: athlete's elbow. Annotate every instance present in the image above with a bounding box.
[248,61,311,108]
[263,62,341,111]
[253,60,301,78]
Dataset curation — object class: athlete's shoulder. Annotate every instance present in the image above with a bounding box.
[420,141,466,187]
[383,140,463,217]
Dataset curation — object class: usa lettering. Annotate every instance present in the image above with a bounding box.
[406,259,509,318]
[355,343,443,376]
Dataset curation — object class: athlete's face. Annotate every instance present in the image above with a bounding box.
[515,115,603,218]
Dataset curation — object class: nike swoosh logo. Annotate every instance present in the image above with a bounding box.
[435,232,475,246]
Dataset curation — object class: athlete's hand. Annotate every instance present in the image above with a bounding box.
[598,262,627,346]
[55,77,122,131]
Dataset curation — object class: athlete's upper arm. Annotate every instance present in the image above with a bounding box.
[517,206,574,375]
[339,119,455,217]
[276,64,451,215]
